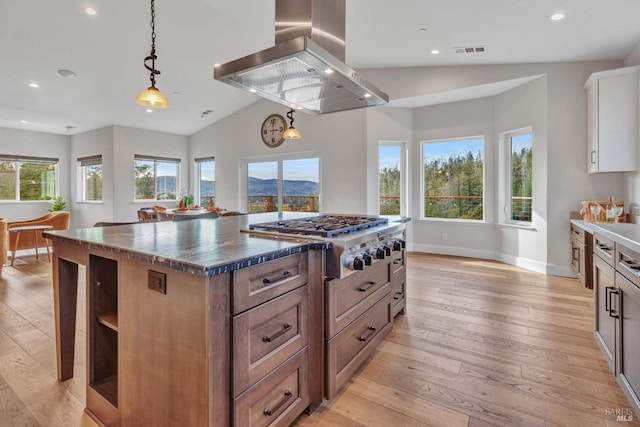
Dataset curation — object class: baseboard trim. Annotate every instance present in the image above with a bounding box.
[408,243,571,277]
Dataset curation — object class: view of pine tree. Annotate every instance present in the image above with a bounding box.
[0,161,56,201]
[423,149,483,219]
[0,161,17,199]
[511,146,532,221]
[135,162,155,199]
[379,166,400,214]
[85,165,102,200]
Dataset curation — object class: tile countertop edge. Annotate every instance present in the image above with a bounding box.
[44,232,330,277]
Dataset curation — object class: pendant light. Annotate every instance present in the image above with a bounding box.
[136,0,170,109]
[283,108,301,140]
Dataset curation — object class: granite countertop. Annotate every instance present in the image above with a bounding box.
[44,213,331,276]
[570,219,597,232]
[44,212,409,276]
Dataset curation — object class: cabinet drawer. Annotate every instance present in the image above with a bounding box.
[391,274,406,318]
[326,293,392,399]
[616,242,640,289]
[594,233,615,267]
[233,286,308,394]
[234,349,309,427]
[233,253,308,314]
[325,260,390,339]
[389,249,406,282]
[571,223,585,240]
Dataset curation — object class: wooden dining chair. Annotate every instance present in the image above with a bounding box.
[156,212,172,221]
[137,210,153,221]
[172,211,219,221]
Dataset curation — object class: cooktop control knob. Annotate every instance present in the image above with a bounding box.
[392,240,403,251]
[361,252,372,266]
[346,255,364,270]
[374,247,385,259]
[382,244,391,256]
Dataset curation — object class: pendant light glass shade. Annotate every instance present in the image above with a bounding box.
[283,126,301,140]
[136,86,170,109]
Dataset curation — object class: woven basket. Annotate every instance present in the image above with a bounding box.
[580,200,625,223]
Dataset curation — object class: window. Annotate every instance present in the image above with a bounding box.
[0,155,58,201]
[503,128,533,224]
[422,137,484,220]
[134,155,179,201]
[245,156,320,213]
[195,157,215,206]
[78,155,103,201]
[378,142,406,215]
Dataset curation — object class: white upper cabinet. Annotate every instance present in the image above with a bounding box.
[585,66,639,173]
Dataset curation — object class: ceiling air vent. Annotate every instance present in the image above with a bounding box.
[454,46,486,54]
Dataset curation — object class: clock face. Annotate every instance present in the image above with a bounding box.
[261,114,286,148]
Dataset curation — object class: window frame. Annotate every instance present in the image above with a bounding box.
[241,151,322,213]
[194,156,215,206]
[420,135,485,223]
[133,154,181,202]
[378,141,407,217]
[500,127,533,227]
[0,154,59,202]
[77,155,103,202]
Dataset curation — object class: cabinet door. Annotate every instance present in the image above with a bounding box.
[594,73,638,172]
[616,273,640,416]
[587,83,598,173]
[593,254,616,373]
[571,235,584,283]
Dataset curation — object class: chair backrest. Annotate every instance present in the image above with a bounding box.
[156,212,172,221]
[137,210,153,221]
[172,211,219,221]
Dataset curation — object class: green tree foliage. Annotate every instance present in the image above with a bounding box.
[0,161,17,200]
[135,161,155,200]
[423,150,483,219]
[511,147,533,221]
[379,166,401,215]
[85,164,102,200]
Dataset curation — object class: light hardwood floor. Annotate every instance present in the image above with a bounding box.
[0,252,638,426]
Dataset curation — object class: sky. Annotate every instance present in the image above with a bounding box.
[512,132,532,153]
[248,158,319,182]
[423,138,484,164]
[379,145,401,170]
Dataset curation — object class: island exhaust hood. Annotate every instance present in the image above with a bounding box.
[214,0,388,115]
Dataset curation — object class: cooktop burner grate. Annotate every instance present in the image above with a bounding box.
[249,215,388,238]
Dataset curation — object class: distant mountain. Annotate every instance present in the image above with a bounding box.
[200,180,215,195]
[248,177,318,195]
[156,175,176,189]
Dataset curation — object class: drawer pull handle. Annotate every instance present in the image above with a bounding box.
[393,259,402,265]
[358,326,377,342]
[262,270,292,285]
[358,281,376,292]
[596,242,611,252]
[393,292,403,300]
[263,323,291,343]
[263,390,292,416]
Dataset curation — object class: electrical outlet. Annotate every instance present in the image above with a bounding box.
[442,233,448,241]
[148,270,167,294]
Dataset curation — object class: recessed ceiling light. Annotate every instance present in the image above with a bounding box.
[364,93,372,98]
[29,82,39,88]
[65,126,76,131]
[324,68,334,74]
[20,120,28,124]
[214,63,221,68]
[418,28,428,32]
[56,69,77,78]
[431,49,440,55]
[550,12,565,21]
[146,109,153,113]
[248,88,257,93]
[85,7,96,15]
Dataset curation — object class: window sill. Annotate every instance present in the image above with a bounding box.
[495,222,537,231]
[419,218,486,225]
[76,201,104,204]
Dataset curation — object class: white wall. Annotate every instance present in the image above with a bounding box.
[190,100,368,214]
[0,127,70,222]
[70,126,114,228]
[624,41,640,67]
[361,60,626,272]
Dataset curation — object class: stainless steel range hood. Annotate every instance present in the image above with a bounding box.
[214,0,388,115]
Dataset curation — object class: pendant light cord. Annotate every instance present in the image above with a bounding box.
[144,0,160,88]
[287,108,295,127]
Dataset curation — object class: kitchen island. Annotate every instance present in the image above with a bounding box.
[46,213,329,427]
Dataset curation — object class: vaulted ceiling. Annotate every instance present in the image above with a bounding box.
[1,0,639,136]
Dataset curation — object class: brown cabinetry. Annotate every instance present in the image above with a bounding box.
[593,243,616,373]
[87,254,119,426]
[570,223,593,288]
[232,253,312,426]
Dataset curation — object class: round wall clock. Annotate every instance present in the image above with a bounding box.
[261,114,286,148]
